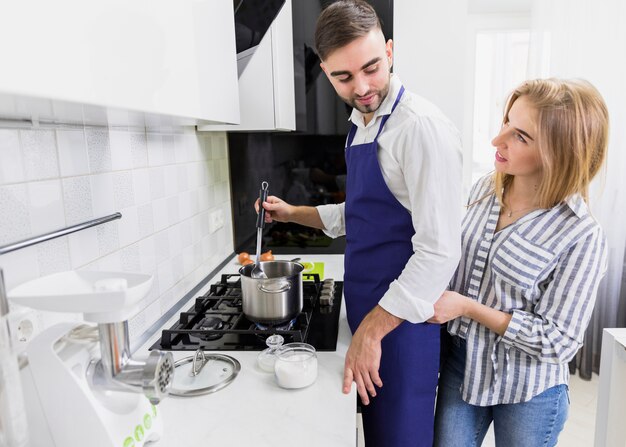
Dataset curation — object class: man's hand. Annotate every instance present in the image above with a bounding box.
[254,195,293,223]
[428,290,469,324]
[343,305,403,405]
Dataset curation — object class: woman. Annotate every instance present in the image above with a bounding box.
[432,78,609,446]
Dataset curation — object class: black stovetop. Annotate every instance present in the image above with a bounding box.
[150,273,342,352]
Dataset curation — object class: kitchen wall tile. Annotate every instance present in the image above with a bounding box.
[128,305,147,340]
[130,132,148,168]
[0,129,25,184]
[67,227,99,269]
[169,224,184,257]
[199,162,209,187]
[167,195,180,226]
[149,167,165,200]
[152,197,168,232]
[118,206,139,248]
[205,160,215,186]
[95,248,122,272]
[109,130,133,171]
[161,135,176,165]
[112,171,134,210]
[189,135,203,162]
[180,220,192,248]
[56,129,89,177]
[0,184,31,245]
[212,134,227,160]
[182,245,194,277]
[0,245,39,291]
[158,288,176,316]
[216,182,229,204]
[20,129,59,181]
[177,165,189,193]
[187,162,200,190]
[164,165,178,196]
[96,221,119,257]
[90,173,115,217]
[62,176,94,225]
[119,243,141,272]
[173,134,188,164]
[218,159,229,183]
[139,236,157,274]
[85,127,112,174]
[189,189,199,216]
[200,135,212,161]
[3,118,231,348]
[179,191,192,220]
[154,230,170,265]
[36,237,70,276]
[157,259,175,293]
[137,203,154,239]
[132,169,151,205]
[27,180,65,236]
[146,133,164,167]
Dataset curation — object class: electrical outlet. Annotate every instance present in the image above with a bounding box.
[7,306,43,351]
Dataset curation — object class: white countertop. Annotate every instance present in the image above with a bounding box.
[138,254,357,447]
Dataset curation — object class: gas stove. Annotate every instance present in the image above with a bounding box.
[150,273,342,352]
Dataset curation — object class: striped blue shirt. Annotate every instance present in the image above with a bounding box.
[448,174,608,405]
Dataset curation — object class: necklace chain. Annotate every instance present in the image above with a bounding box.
[502,204,538,218]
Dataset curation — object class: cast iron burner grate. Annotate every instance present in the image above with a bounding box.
[150,273,342,352]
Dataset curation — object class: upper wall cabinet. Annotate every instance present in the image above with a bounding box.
[0,0,239,126]
[198,0,295,132]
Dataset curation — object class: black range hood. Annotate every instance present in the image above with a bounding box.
[234,0,286,75]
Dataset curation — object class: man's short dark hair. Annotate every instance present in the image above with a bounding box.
[314,0,382,61]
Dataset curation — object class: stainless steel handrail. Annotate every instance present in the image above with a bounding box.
[0,212,122,256]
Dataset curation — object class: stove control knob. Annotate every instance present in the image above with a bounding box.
[322,284,335,294]
[320,291,334,306]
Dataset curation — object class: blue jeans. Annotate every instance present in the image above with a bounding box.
[434,336,569,447]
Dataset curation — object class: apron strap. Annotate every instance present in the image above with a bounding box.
[346,85,406,148]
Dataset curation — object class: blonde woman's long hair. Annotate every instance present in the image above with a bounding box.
[494,78,609,209]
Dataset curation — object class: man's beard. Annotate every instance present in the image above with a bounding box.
[342,81,390,114]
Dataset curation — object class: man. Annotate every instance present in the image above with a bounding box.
[256,1,462,445]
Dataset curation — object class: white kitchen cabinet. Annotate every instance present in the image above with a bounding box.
[595,328,626,446]
[198,0,295,132]
[0,0,239,126]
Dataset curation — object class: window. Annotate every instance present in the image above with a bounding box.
[470,30,530,186]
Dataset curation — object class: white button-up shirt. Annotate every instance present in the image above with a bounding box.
[317,75,463,323]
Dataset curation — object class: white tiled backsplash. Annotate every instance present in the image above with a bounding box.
[0,125,233,348]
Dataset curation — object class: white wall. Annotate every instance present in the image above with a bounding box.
[394,0,530,197]
[394,0,469,131]
[0,124,233,348]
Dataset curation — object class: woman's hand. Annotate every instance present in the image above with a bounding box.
[428,291,471,324]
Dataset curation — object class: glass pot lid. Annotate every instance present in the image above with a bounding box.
[169,349,241,397]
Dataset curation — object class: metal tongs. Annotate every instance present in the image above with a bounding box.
[251,181,269,279]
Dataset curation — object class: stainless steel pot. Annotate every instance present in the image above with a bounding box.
[239,260,304,324]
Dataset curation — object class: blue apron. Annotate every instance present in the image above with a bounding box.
[344,86,440,447]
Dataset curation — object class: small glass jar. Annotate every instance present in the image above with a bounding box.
[274,342,317,389]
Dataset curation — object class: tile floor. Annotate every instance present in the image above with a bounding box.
[483,372,599,446]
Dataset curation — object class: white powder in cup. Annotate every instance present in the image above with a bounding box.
[274,353,317,389]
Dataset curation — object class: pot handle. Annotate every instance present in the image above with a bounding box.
[258,281,291,293]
